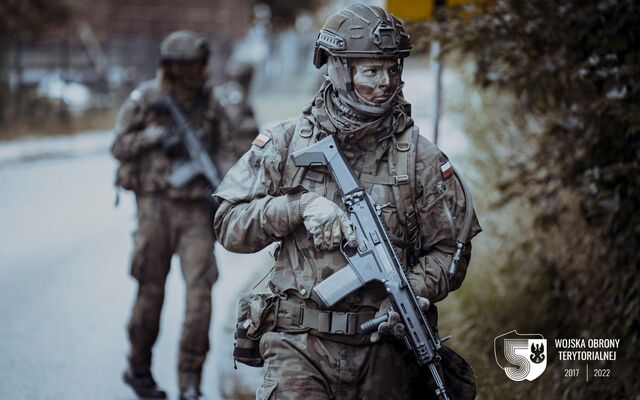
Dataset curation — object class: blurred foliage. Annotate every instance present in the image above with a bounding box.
[0,0,71,38]
[255,0,326,30]
[0,0,71,129]
[409,0,639,398]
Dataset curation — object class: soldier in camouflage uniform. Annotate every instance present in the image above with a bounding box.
[112,30,252,400]
[215,60,259,143]
[214,5,481,399]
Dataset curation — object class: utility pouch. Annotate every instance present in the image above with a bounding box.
[233,293,280,368]
[115,162,140,191]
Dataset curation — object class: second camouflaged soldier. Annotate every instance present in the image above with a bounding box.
[112,30,253,400]
[214,4,481,400]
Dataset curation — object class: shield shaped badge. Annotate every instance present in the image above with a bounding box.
[495,330,548,381]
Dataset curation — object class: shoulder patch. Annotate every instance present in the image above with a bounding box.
[440,160,454,179]
[252,133,272,147]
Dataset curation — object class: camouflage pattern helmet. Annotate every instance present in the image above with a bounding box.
[160,30,210,63]
[313,4,411,68]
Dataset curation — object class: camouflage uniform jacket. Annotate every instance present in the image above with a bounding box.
[214,84,481,336]
[111,77,249,201]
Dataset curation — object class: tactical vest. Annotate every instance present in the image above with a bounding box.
[281,112,422,263]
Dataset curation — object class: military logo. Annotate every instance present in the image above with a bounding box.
[494,330,548,381]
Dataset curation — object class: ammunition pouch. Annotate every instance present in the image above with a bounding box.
[115,162,140,191]
[233,293,280,368]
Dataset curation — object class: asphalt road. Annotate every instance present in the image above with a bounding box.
[0,151,271,400]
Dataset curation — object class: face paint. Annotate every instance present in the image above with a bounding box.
[350,58,400,104]
[165,60,207,92]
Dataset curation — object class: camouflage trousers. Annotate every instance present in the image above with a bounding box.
[256,331,418,400]
[126,195,218,389]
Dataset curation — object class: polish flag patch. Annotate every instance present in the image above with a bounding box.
[440,161,453,179]
[252,133,272,148]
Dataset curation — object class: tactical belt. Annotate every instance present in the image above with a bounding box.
[277,299,376,336]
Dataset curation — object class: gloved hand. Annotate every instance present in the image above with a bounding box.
[370,296,431,343]
[300,192,357,251]
[141,124,167,145]
[140,124,181,151]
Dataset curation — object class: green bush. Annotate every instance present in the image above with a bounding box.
[410,1,639,397]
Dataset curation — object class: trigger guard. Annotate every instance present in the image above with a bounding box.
[340,239,358,258]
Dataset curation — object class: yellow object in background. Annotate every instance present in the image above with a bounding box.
[386,0,434,21]
[386,0,493,21]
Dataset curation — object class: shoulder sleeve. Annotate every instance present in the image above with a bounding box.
[407,136,482,302]
[213,119,301,253]
[110,81,157,161]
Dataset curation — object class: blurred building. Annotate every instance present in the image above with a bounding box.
[8,0,253,109]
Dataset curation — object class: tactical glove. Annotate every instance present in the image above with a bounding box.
[370,296,431,343]
[141,124,182,153]
[140,124,168,146]
[299,192,357,251]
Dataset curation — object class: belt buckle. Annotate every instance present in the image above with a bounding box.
[330,312,357,335]
[394,175,409,185]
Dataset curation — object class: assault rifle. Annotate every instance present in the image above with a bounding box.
[156,93,222,189]
[290,135,450,400]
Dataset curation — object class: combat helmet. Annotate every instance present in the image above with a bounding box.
[313,4,411,68]
[313,4,412,117]
[160,30,210,63]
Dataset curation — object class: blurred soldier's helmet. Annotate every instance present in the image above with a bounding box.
[313,4,412,117]
[160,30,210,63]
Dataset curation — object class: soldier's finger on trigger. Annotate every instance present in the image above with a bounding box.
[340,214,357,247]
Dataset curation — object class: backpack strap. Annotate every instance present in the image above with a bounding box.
[282,111,316,188]
[389,125,421,264]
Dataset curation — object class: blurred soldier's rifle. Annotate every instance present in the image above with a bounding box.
[291,135,450,400]
[152,93,222,189]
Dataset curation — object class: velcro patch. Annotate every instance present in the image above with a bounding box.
[440,161,453,179]
[252,133,271,148]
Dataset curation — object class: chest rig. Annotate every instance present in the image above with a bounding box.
[281,114,422,265]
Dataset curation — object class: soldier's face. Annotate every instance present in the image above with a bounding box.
[350,58,400,104]
[165,60,207,91]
